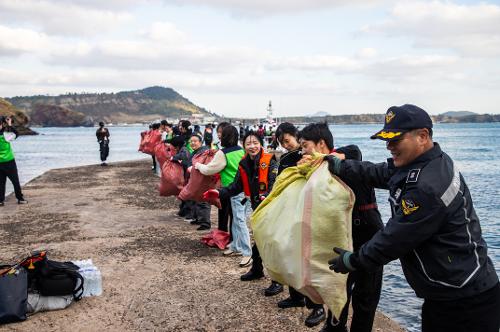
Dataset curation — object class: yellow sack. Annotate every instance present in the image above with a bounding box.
[251,157,354,318]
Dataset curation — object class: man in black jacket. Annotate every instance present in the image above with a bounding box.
[297,123,383,331]
[327,104,500,332]
[96,122,110,166]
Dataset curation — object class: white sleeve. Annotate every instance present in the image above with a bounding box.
[3,132,16,142]
[196,150,227,175]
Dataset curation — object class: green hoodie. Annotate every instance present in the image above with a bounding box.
[0,133,15,163]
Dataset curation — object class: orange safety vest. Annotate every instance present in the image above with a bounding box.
[238,150,273,197]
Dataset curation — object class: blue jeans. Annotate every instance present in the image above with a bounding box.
[229,192,252,256]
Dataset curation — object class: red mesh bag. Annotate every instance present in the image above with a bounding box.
[154,143,168,168]
[142,130,161,155]
[138,130,149,152]
[201,229,230,250]
[178,149,221,208]
[158,159,185,196]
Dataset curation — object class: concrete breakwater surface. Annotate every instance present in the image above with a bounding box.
[0,160,403,331]
[4,123,500,331]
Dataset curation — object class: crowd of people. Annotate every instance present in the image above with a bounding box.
[144,105,499,332]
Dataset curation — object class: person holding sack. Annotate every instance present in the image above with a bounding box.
[182,134,212,231]
[195,125,246,257]
[203,131,278,274]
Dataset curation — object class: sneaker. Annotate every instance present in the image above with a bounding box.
[197,225,210,231]
[189,219,200,225]
[101,162,108,166]
[240,269,264,281]
[264,281,283,296]
[0,202,4,207]
[17,199,28,205]
[277,297,305,309]
[305,307,326,328]
[184,218,196,223]
[223,249,242,256]
[239,256,253,268]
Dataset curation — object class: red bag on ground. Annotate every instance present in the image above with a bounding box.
[178,150,221,208]
[142,130,161,155]
[201,229,230,250]
[138,130,149,152]
[158,160,185,196]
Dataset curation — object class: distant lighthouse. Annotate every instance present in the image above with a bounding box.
[266,100,275,124]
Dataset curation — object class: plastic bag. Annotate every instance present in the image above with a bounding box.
[251,158,354,318]
[200,229,230,250]
[27,293,73,314]
[159,160,185,196]
[178,150,221,208]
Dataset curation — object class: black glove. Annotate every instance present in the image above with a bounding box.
[328,247,355,274]
[324,155,342,175]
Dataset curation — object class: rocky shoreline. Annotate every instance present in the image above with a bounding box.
[0,160,405,331]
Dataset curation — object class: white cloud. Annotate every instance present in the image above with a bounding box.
[162,0,391,17]
[266,55,361,71]
[142,22,187,43]
[0,0,132,36]
[0,25,52,55]
[362,1,500,57]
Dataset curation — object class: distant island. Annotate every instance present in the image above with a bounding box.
[5,86,217,128]
[230,111,500,125]
[2,86,500,135]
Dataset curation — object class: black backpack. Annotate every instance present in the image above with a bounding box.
[20,252,84,301]
[36,260,84,300]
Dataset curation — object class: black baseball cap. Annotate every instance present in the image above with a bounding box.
[371,104,433,141]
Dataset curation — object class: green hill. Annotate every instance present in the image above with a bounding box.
[0,98,37,135]
[6,86,215,124]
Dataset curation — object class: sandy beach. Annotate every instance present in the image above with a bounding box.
[0,159,405,331]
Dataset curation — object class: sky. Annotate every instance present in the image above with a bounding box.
[1,0,500,118]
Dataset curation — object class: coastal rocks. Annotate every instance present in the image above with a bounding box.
[30,104,93,127]
[0,97,37,135]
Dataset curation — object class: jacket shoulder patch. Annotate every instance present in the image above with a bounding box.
[402,199,419,215]
[406,169,420,183]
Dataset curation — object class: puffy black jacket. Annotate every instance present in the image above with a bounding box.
[335,145,384,250]
[339,143,498,300]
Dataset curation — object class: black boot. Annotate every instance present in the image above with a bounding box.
[277,297,305,309]
[319,317,348,332]
[240,269,264,281]
[264,281,283,296]
[305,307,326,328]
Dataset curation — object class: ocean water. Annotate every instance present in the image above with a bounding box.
[5,123,500,332]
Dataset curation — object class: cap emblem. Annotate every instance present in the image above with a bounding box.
[376,131,402,139]
[385,110,395,124]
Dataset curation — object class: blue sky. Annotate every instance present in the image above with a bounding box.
[1,0,499,117]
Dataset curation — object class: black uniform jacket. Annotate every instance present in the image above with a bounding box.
[339,143,498,300]
[277,149,302,175]
[219,149,278,210]
[335,145,384,250]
